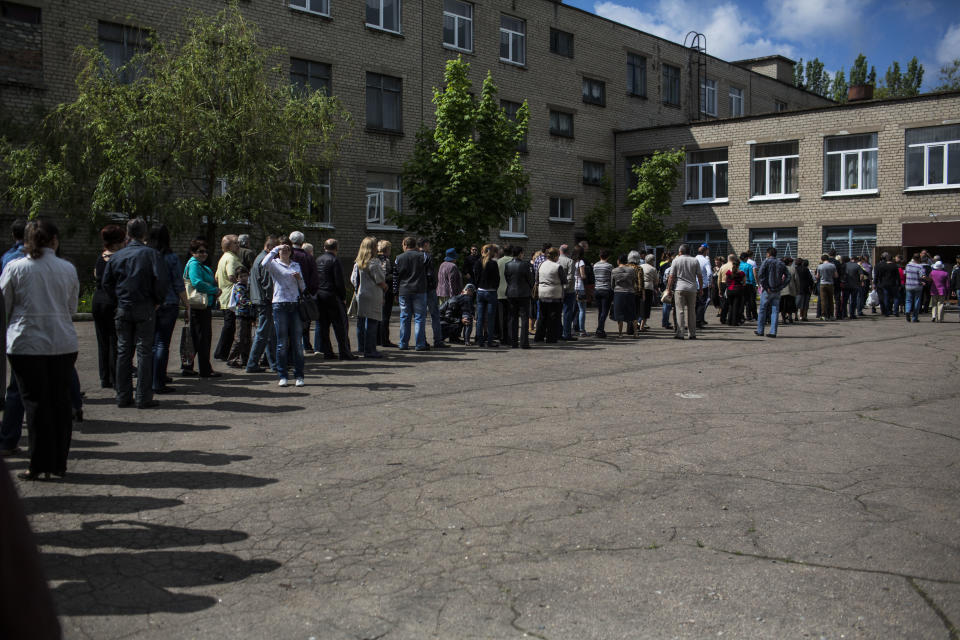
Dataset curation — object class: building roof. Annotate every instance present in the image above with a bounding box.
[731,55,797,66]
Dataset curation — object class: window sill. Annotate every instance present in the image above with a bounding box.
[549,217,574,223]
[583,99,605,107]
[748,194,799,202]
[443,44,474,55]
[499,58,527,69]
[289,5,331,19]
[499,231,528,239]
[366,127,404,137]
[663,101,682,109]
[627,92,647,99]
[583,180,604,187]
[303,222,335,229]
[367,223,401,231]
[700,111,718,118]
[821,189,878,198]
[550,132,574,139]
[365,24,403,37]
[903,185,960,193]
[683,198,729,206]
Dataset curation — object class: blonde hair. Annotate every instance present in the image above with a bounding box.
[481,244,495,267]
[377,239,392,253]
[356,236,377,270]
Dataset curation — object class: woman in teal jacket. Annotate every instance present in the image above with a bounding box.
[183,240,221,377]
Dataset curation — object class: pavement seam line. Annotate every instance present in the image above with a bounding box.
[906,577,960,640]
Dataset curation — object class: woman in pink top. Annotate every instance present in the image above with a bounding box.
[928,261,951,322]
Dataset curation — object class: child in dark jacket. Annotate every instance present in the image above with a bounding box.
[227,267,254,368]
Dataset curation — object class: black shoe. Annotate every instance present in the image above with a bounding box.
[117,400,134,408]
[339,353,358,360]
[100,380,113,389]
[521,344,531,349]
[245,366,266,373]
[433,342,451,349]
[72,408,83,423]
[137,400,160,409]
[199,371,222,378]
[384,342,398,348]
[754,331,763,336]
[164,376,174,384]
[154,386,176,394]
[415,345,431,351]
[180,369,197,376]
[767,334,777,338]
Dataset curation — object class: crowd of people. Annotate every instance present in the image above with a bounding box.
[1,217,959,481]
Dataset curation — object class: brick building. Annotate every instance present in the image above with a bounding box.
[1,0,831,270]
[615,91,960,261]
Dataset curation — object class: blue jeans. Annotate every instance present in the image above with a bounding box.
[904,288,922,321]
[357,317,381,355]
[152,304,179,390]
[662,301,673,327]
[879,286,899,316]
[756,291,781,335]
[247,304,277,371]
[426,290,444,345]
[0,376,24,450]
[475,290,498,346]
[272,302,304,379]
[595,289,612,334]
[561,291,576,338]
[576,294,587,334]
[398,293,427,349]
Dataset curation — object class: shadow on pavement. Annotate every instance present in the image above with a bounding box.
[35,520,248,549]
[45,551,280,616]
[59,470,278,490]
[69,450,252,466]
[79,420,231,435]
[22,495,183,515]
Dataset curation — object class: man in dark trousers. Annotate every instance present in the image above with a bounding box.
[246,235,279,372]
[504,245,534,348]
[874,252,901,317]
[315,238,354,360]
[102,217,168,408]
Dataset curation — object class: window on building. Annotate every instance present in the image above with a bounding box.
[549,110,573,138]
[905,125,960,190]
[366,172,401,227]
[366,72,402,132]
[1,1,41,23]
[729,86,743,116]
[290,58,331,95]
[550,28,573,58]
[824,133,878,195]
[502,188,527,236]
[501,99,527,152]
[308,172,332,226]
[750,228,798,259]
[499,15,525,65]
[700,78,717,116]
[822,225,877,257]
[289,0,329,16]
[627,53,646,97]
[549,197,574,221]
[583,161,605,186]
[366,0,401,33]
[775,100,787,112]
[662,64,680,106]
[685,148,728,203]
[751,141,799,199]
[684,230,728,258]
[98,21,148,84]
[442,0,472,52]
[625,155,648,191]
[582,77,605,106]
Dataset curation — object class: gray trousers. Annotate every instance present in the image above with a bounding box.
[116,306,155,406]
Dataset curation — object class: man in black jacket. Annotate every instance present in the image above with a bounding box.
[874,252,901,317]
[315,239,354,360]
[504,245,534,349]
[102,218,168,408]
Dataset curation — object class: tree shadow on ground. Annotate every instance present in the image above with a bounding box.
[22,495,183,515]
[60,470,278,490]
[69,450,252,466]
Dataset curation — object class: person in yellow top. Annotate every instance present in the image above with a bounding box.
[213,234,241,361]
[717,253,736,325]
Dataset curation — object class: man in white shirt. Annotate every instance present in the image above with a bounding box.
[695,244,712,328]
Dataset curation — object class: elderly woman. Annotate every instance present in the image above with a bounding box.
[183,240,221,378]
[353,237,387,358]
[1,219,79,480]
[377,240,397,347]
[612,254,640,338]
[534,248,564,343]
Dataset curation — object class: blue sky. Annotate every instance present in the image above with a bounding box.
[564,0,960,90]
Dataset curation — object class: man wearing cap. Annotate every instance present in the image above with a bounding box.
[437,248,462,307]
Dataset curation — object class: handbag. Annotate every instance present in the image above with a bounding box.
[184,278,208,310]
[298,294,320,323]
[179,324,196,368]
[347,264,361,318]
[660,289,673,304]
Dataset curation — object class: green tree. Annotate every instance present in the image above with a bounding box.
[936,58,960,90]
[0,3,351,239]
[793,58,805,88]
[831,68,849,103]
[626,149,687,248]
[583,175,639,259]
[876,57,924,98]
[804,58,830,96]
[850,54,870,85]
[398,57,529,253]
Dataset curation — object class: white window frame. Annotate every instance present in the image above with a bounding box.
[684,150,728,204]
[365,173,401,229]
[442,0,472,53]
[499,15,526,66]
[729,86,743,117]
[289,0,329,17]
[750,143,799,201]
[307,175,332,228]
[904,130,960,191]
[549,197,574,222]
[823,134,879,197]
[500,211,527,238]
[366,0,401,34]
[700,78,717,116]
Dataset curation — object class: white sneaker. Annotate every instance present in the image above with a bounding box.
[278,378,288,387]
[295,378,304,387]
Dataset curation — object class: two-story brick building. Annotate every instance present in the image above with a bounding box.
[1,0,832,267]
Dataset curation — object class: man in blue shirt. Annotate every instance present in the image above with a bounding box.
[102,218,168,409]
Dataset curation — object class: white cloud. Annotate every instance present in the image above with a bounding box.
[936,23,960,65]
[766,0,870,41]
[593,1,796,62]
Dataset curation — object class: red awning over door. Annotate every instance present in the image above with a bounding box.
[902,220,960,246]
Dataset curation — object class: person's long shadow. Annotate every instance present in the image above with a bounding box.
[22,495,183,515]
[34,520,248,550]
[79,420,231,435]
[69,450,252,466]
[157,399,303,413]
[60,470,278,490]
[45,550,280,615]
[316,381,415,391]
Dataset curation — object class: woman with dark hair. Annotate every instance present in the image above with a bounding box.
[92,224,125,388]
[1,219,79,480]
[183,239,220,377]
[150,225,187,393]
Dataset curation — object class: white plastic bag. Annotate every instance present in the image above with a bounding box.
[867,289,879,307]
